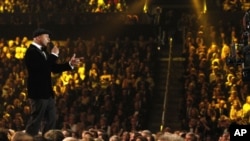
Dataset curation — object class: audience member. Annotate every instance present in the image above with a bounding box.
[1,4,250,141]
[44,129,65,141]
[10,131,33,141]
[63,137,78,141]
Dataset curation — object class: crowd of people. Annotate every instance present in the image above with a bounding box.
[179,8,250,141]
[0,0,131,13]
[0,32,163,141]
[0,0,154,25]
[223,0,247,12]
[2,2,250,141]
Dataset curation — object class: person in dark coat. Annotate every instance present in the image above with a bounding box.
[24,28,82,136]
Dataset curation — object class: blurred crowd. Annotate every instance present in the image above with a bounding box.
[2,1,250,140]
[223,0,248,12]
[0,0,129,13]
[0,33,161,141]
[179,6,250,141]
[0,0,153,25]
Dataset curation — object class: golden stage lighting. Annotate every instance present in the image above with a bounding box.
[192,0,206,14]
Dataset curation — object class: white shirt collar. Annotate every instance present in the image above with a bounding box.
[31,42,42,50]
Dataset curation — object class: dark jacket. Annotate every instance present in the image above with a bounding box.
[24,44,72,99]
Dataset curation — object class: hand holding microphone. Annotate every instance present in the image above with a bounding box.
[49,42,59,55]
[48,42,83,67]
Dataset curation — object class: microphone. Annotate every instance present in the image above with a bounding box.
[48,42,54,50]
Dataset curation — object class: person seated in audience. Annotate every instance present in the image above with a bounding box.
[184,132,198,141]
[44,129,65,141]
[242,95,250,120]
[229,99,243,121]
[63,137,78,141]
[10,131,33,141]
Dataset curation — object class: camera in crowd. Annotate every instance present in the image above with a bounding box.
[226,36,250,82]
[226,10,250,82]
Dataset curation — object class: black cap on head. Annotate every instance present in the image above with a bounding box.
[32,28,51,38]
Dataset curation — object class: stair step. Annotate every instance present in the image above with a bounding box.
[148,44,185,132]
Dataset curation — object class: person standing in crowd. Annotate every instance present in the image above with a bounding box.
[24,28,82,136]
[242,95,250,120]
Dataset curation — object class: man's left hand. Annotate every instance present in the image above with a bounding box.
[69,53,83,67]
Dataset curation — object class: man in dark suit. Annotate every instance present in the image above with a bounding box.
[24,28,81,136]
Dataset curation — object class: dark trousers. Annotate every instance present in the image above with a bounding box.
[25,97,56,136]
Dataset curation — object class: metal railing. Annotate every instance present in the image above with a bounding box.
[160,37,173,131]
